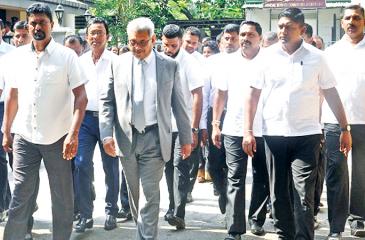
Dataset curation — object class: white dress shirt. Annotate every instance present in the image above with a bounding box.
[133,50,157,126]
[322,36,365,124]
[216,50,264,137]
[8,39,87,144]
[80,49,115,111]
[250,42,336,136]
[0,40,15,102]
[170,49,204,132]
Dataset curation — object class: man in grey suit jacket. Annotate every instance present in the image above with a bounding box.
[99,17,192,240]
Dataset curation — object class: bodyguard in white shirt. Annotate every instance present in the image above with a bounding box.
[212,21,269,240]
[322,4,365,238]
[243,8,351,240]
[2,3,88,240]
[161,24,203,230]
[74,17,120,233]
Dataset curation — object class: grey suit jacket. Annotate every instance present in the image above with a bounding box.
[99,50,191,162]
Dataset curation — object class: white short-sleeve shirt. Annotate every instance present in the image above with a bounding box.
[251,42,336,136]
[216,50,264,137]
[80,49,116,112]
[171,49,204,132]
[8,39,88,144]
[322,36,365,124]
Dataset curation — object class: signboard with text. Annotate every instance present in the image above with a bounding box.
[264,0,326,8]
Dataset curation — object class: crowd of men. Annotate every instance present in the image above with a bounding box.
[0,2,364,240]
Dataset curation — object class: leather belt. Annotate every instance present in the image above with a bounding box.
[86,110,98,117]
[132,124,158,134]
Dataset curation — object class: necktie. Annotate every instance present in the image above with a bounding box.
[133,59,146,133]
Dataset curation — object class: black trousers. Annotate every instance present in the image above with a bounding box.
[248,137,270,227]
[264,134,320,240]
[206,107,227,198]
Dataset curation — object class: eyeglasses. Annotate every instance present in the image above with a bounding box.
[129,38,151,47]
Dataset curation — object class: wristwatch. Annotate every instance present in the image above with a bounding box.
[340,124,351,132]
[192,128,199,134]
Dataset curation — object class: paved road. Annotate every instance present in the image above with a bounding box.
[0,148,357,239]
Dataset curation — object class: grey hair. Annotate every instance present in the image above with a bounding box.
[127,17,155,37]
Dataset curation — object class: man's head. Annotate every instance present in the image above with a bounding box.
[86,17,109,52]
[313,35,324,50]
[64,35,84,56]
[162,24,183,58]
[341,4,365,43]
[26,3,54,43]
[127,17,156,60]
[302,23,313,44]
[202,40,219,58]
[261,31,278,47]
[13,21,32,47]
[220,24,240,53]
[111,46,119,55]
[182,26,201,54]
[239,21,262,53]
[277,8,306,46]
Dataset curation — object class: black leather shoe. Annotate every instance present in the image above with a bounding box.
[104,215,117,230]
[164,208,174,221]
[117,208,132,220]
[350,221,365,237]
[327,232,342,240]
[250,222,265,236]
[73,212,81,221]
[167,215,185,230]
[224,233,241,240]
[74,218,93,233]
[218,194,227,214]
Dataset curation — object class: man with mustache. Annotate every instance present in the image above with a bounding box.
[212,20,269,240]
[161,24,203,229]
[243,7,351,240]
[322,4,365,239]
[2,3,88,239]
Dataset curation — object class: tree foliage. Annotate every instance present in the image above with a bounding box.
[91,0,244,45]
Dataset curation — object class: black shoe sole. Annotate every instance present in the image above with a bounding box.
[351,229,365,238]
[167,217,185,230]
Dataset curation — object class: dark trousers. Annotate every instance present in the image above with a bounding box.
[120,169,130,210]
[4,135,73,240]
[325,124,365,232]
[314,133,326,216]
[224,135,248,235]
[74,111,119,219]
[206,107,227,197]
[165,132,199,219]
[264,134,320,240]
[188,133,201,193]
[248,137,270,227]
[0,102,11,213]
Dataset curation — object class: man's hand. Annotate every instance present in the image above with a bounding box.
[63,132,79,160]
[103,137,117,157]
[340,131,352,158]
[200,129,208,147]
[192,132,198,149]
[211,126,222,149]
[2,132,13,153]
[181,144,192,160]
[242,132,256,157]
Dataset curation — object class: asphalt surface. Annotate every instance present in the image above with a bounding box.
[0,148,359,239]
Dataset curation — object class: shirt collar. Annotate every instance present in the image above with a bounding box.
[29,38,57,55]
[134,50,155,65]
[340,34,365,48]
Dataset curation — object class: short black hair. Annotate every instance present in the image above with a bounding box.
[86,17,109,35]
[240,20,262,36]
[278,7,305,26]
[13,21,28,31]
[344,4,365,18]
[304,23,313,37]
[63,34,83,46]
[223,24,239,35]
[26,3,53,22]
[162,24,183,39]
[203,40,220,54]
[184,26,201,40]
